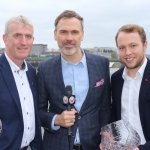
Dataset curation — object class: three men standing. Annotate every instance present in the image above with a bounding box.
[2,11,148,150]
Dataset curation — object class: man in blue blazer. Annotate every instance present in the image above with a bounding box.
[38,10,111,150]
[0,15,43,150]
[111,24,150,150]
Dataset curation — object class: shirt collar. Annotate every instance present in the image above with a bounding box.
[4,52,28,72]
[122,57,147,80]
[61,49,86,67]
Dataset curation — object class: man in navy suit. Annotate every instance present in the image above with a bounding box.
[37,10,111,150]
[111,24,150,150]
[0,15,43,150]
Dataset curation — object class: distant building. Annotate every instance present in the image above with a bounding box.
[0,44,48,56]
[30,44,48,56]
[45,49,61,57]
[84,47,117,58]
[146,54,150,59]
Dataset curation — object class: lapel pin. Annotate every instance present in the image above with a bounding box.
[145,78,148,82]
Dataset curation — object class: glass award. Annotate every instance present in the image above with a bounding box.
[101,120,141,150]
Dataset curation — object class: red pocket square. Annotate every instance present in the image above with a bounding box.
[94,79,104,87]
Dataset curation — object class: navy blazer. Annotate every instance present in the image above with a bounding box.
[0,53,43,150]
[111,59,150,150]
[37,51,111,150]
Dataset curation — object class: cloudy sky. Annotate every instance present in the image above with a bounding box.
[0,0,150,53]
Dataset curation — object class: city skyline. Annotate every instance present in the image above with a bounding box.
[0,0,150,54]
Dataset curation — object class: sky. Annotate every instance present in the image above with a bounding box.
[0,0,150,53]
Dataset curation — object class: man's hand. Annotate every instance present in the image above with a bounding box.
[133,148,139,150]
[54,108,77,128]
[99,143,102,150]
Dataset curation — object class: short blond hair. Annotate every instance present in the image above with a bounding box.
[115,24,146,46]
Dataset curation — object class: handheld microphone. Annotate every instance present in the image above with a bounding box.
[63,85,75,108]
[63,85,75,145]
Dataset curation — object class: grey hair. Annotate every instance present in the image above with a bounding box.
[5,15,34,35]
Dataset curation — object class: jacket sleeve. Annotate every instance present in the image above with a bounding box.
[37,62,56,133]
[99,58,111,128]
[138,141,150,150]
[110,73,118,123]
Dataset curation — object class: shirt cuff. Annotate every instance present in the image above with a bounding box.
[51,114,60,130]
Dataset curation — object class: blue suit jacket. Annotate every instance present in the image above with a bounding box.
[0,53,43,150]
[37,51,111,150]
[111,59,150,150]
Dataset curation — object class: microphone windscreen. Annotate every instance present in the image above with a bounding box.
[65,85,72,95]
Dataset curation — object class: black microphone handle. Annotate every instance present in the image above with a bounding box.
[65,85,73,145]
[67,104,71,111]
[68,104,72,141]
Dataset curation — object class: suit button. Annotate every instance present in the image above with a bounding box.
[78,116,81,119]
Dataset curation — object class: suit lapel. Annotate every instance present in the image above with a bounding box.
[26,65,39,129]
[0,53,23,117]
[26,65,35,103]
[79,53,99,114]
[116,69,124,119]
[54,54,97,112]
[139,59,150,124]
[54,55,66,94]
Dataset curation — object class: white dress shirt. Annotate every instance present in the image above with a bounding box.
[121,58,147,145]
[5,53,35,148]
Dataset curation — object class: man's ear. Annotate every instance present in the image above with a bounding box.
[81,30,84,41]
[3,34,7,45]
[143,41,148,52]
[54,30,57,41]
[32,36,34,42]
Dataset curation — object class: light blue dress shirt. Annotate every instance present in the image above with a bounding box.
[51,50,89,144]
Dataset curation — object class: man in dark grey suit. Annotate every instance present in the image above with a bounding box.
[37,10,111,150]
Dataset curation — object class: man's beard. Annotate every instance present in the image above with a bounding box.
[61,47,77,56]
[59,41,79,56]
[120,55,145,70]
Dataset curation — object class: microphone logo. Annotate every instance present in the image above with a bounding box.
[69,96,75,104]
[63,96,68,104]
[63,85,75,105]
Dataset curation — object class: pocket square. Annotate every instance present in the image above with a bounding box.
[94,79,104,87]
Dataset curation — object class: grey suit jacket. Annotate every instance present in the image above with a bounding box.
[37,51,111,150]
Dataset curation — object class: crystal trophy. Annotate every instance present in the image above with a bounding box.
[101,120,141,150]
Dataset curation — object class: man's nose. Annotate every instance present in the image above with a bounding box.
[66,33,73,40]
[125,47,132,55]
[20,36,27,45]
